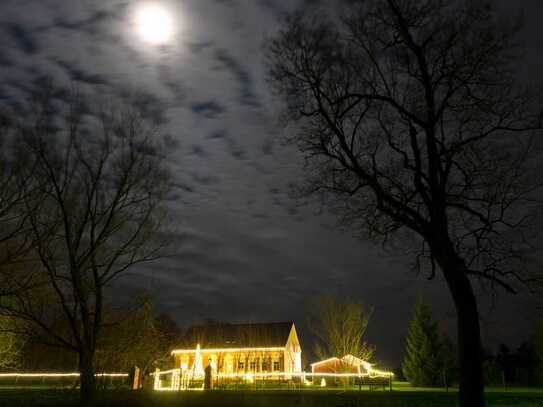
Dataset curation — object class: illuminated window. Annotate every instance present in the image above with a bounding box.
[262,361,268,371]
[238,361,244,370]
[273,361,280,371]
[250,361,256,371]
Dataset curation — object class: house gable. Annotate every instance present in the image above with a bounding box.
[285,323,301,351]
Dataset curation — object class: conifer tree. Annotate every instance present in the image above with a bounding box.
[402,297,443,387]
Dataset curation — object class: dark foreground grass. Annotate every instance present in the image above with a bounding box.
[1,389,543,407]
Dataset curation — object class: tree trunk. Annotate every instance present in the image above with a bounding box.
[439,252,485,407]
[79,349,96,406]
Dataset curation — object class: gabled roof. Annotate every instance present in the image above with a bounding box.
[311,355,376,373]
[179,322,294,349]
[310,357,341,367]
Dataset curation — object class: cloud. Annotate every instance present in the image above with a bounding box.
[191,100,225,119]
[50,4,127,37]
[53,9,112,32]
[224,133,248,160]
[262,136,275,155]
[4,24,39,55]
[189,144,207,157]
[163,134,181,150]
[171,181,195,194]
[191,172,219,186]
[53,59,110,86]
[207,129,227,140]
[214,48,260,108]
[116,88,169,125]
[188,41,214,55]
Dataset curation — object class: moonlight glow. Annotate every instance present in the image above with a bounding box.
[136,4,174,45]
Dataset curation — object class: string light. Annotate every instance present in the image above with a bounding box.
[152,369,394,390]
[0,373,128,378]
[310,357,341,367]
[172,346,286,355]
[160,347,394,391]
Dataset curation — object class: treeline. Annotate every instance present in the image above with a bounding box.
[401,297,543,388]
[484,343,543,387]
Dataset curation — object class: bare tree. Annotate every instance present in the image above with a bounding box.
[0,83,171,404]
[307,296,374,364]
[0,109,38,297]
[266,1,543,405]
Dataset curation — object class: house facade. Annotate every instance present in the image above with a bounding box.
[171,322,302,376]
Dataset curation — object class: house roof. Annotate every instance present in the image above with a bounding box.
[310,357,341,367]
[178,321,294,349]
[311,355,374,371]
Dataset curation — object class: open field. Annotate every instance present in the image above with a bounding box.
[1,387,543,407]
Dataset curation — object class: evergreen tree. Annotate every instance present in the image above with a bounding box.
[402,297,443,387]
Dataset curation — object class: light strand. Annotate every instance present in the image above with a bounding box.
[0,373,128,378]
[172,346,286,355]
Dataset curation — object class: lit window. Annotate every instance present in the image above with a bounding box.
[273,361,280,371]
[262,361,268,371]
[250,361,256,370]
[238,361,244,370]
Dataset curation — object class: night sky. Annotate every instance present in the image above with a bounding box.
[1,0,542,368]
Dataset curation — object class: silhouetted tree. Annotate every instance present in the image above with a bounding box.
[402,297,442,386]
[307,295,374,363]
[95,297,178,376]
[0,109,38,297]
[514,342,541,385]
[266,1,543,405]
[494,342,542,386]
[0,315,23,369]
[0,82,171,404]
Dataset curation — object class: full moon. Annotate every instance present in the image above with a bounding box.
[136,4,174,45]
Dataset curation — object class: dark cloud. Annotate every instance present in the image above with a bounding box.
[163,134,181,150]
[116,89,168,125]
[53,10,112,33]
[188,41,214,55]
[53,59,110,86]
[248,161,271,175]
[191,173,219,186]
[190,144,207,157]
[191,100,225,119]
[171,181,195,194]
[223,132,248,160]
[5,24,39,55]
[50,4,127,37]
[0,51,13,68]
[214,48,260,108]
[207,129,227,140]
[262,137,275,155]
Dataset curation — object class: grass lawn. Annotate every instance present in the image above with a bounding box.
[1,387,543,407]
